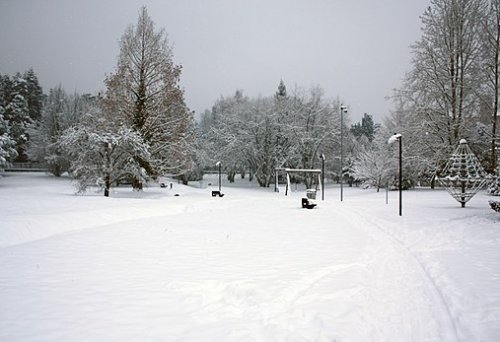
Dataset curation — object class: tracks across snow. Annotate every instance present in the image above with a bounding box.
[337,204,460,341]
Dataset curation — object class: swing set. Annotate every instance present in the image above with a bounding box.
[275,168,322,196]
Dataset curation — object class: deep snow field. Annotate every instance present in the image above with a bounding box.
[0,172,499,341]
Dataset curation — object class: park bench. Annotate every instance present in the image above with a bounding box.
[212,190,224,197]
[302,197,317,209]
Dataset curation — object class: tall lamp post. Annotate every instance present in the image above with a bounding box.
[340,104,347,201]
[388,133,402,216]
[320,154,325,200]
[216,161,221,192]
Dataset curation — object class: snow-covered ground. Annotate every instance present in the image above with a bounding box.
[0,172,499,341]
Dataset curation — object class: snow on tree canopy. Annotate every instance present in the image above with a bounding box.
[437,139,488,207]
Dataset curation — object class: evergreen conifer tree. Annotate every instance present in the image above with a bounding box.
[23,68,44,122]
[4,93,31,162]
[0,107,18,167]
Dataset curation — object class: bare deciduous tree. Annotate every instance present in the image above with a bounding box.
[481,0,500,171]
[103,6,194,179]
[405,0,486,149]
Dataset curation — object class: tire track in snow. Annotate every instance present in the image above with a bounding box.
[338,205,460,341]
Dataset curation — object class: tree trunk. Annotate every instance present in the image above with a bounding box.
[104,173,111,197]
[492,13,500,173]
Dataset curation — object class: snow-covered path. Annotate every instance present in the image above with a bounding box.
[0,173,499,341]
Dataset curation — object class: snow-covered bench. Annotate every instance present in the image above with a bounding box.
[212,190,224,197]
[489,200,500,213]
[302,197,316,209]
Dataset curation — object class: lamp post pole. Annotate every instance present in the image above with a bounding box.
[398,135,402,216]
[340,105,347,202]
[320,154,325,201]
[388,133,402,216]
[216,161,221,192]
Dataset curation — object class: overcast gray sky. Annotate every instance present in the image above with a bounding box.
[0,0,430,121]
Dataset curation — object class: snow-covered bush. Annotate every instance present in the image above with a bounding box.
[488,171,500,196]
[489,201,500,213]
[352,134,392,191]
[60,116,151,197]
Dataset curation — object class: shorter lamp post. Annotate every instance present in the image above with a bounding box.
[340,104,348,202]
[215,161,221,192]
[320,154,325,200]
[388,133,402,216]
